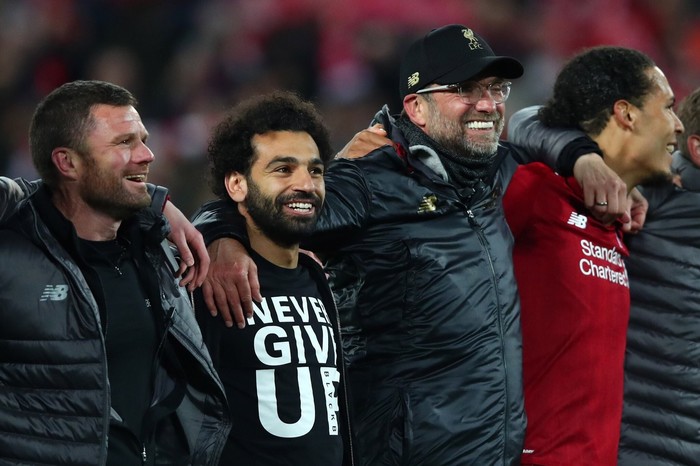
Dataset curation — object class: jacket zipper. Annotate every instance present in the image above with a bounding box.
[466,209,509,466]
[34,220,111,465]
[327,282,355,466]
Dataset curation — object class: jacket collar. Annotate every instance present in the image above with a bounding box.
[672,151,700,192]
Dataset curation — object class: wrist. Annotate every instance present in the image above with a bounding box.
[558,137,603,176]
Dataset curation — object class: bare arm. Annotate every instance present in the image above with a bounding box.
[201,238,261,329]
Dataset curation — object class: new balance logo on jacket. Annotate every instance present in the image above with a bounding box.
[40,284,69,301]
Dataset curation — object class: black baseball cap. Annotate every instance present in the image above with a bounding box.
[400,24,524,99]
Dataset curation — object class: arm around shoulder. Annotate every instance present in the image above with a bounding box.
[508,106,602,176]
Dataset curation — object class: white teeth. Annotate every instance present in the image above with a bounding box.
[666,144,675,154]
[126,175,146,182]
[288,202,312,211]
[466,121,494,130]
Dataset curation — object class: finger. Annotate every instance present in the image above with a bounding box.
[583,185,599,210]
[189,231,208,274]
[367,123,387,135]
[178,264,193,287]
[227,293,247,329]
[192,247,210,289]
[175,234,196,271]
[212,283,236,328]
[620,217,632,233]
[249,262,261,305]
[201,281,218,317]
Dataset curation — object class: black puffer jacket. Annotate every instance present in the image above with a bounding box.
[617,153,700,466]
[314,108,529,466]
[195,106,580,465]
[0,181,230,465]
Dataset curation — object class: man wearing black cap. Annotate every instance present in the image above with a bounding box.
[193,24,627,466]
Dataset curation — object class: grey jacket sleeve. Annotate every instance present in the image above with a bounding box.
[508,105,602,176]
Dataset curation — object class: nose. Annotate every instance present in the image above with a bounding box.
[134,141,155,164]
[673,111,684,134]
[292,169,315,192]
[474,94,498,112]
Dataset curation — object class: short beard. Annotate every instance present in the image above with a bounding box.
[80,154,150,220]
[424,98,503,160]
[245,178,321,248]
[639,170,673,188]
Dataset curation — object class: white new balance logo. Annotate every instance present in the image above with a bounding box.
[567,212,588,229]
[40,284,69,302]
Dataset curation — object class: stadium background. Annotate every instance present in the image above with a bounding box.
[1,0,698,215]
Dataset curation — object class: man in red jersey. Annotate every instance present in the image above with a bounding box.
[505,46,683,465]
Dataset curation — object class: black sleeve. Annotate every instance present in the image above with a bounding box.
[508,105,603,176]
[190,197,248,246]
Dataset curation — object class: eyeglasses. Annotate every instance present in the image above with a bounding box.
[415,81,512,104]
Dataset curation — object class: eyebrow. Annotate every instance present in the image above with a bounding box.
[266,155,324,167]
[112,131,149,143]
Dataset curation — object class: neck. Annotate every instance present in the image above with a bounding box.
[51,187,121,241]
[592,129,639,192]
[246,225,299,269]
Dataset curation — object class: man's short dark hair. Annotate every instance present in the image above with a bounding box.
[29,80,137,188]
[539,46,656,135]
[677,87,700,160]
[207,90,332,198]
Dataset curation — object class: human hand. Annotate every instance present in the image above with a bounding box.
[621,187,648,234]
[201,238,261,328]
[335,123,391,159]
[163,200,210,291]
[573,153,629,225]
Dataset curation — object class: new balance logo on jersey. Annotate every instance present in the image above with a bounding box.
[40,284,69,301]
[567,212,588,229]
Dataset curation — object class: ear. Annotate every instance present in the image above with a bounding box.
[51,148,79,181]
[224,172,247,203]
[403,94,428,128]
[687,134,700,167]
[612,100,634,130]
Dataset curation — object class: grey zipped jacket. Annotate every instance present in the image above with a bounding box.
[617,153,700,466]
[0,179,230,465]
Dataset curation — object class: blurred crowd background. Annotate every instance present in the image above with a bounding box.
[2,0,699,215]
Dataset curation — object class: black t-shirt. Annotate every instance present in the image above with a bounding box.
[78,238,158,465]
[212,250,343,466]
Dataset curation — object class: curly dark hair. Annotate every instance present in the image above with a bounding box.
[207,90,332,197]
[29,80,137,188]
[539,46,656,135]
[677,87,700,160]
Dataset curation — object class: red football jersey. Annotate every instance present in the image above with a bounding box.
[504,163,630,466]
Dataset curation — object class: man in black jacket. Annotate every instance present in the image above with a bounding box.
[192,91,353,465]
[0,80,229,465]
[193,25,629,465]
